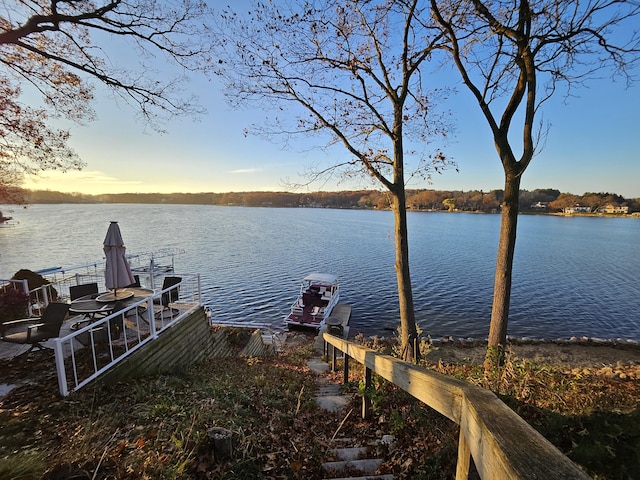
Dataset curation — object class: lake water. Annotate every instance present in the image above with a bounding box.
[1,204,639,341]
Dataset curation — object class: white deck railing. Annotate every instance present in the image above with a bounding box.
[53,274,201,397]
[2,249,184,314]
[0,278,54,317]
[0,278,29,312]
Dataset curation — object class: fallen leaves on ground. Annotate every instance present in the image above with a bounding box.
[1,336,639,479]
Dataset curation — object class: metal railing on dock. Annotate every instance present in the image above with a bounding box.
[1,249,185,317]
[322,333,589,480]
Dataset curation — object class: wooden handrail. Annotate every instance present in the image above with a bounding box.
[323,333,589,480]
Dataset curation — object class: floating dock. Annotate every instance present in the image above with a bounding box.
[207,304,352,354]
[325,304,352,337]
[314,304,351,352]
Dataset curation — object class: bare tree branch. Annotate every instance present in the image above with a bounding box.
[0,0,215,197]
[214,0,455,361]
[431,0,640,366]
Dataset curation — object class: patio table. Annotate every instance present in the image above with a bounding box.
[69,287,154,328]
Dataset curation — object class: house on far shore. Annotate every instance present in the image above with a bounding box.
[563,205,592,214]
[598,204,629,214]
[530,202,548,210]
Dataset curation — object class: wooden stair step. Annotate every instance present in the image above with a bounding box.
[321,437,395,480]
[314,395,350,412]
[321,475,394,480]
[328,446,368,461]
[322,458,384,475]
[307,357,330,374]
[316,384,343,395]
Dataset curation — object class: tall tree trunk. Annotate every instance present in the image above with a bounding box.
[392,190,419,362]
[484,172,521,369]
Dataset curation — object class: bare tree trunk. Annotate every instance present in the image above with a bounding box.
[392,191,419,362]
[485,172,521,369]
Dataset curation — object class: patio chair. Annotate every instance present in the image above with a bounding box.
[69,282,104,326]
[155,276,181,318]
[70,282,99,301]
[75,301,126,346]
[0,302,70,356]
[127,275,141,288]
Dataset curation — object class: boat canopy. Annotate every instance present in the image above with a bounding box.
[303,273,338,284]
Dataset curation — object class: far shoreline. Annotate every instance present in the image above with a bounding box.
[3,201,639,219]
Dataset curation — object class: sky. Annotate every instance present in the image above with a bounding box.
[20,8,640,199]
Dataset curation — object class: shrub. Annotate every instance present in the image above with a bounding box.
[11,269,58,301]
[0,287,29,323]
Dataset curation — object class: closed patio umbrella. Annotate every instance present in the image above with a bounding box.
[104,221,135,298]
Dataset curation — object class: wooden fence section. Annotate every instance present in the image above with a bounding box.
[323,333,590,480]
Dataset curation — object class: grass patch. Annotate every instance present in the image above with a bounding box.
[0,345,335,479]
[430,349,640,479]
[350,336,640,479]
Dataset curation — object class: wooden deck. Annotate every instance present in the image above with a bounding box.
[325,303,352,337]
[314,304,351,352]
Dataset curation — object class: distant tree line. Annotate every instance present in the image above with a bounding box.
[17,188,639,214]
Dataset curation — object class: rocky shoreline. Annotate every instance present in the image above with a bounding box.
[422,338,640,380]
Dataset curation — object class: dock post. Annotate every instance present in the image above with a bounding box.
[343,354,349,384]
[362,366,372,419]
[331,344,337,372]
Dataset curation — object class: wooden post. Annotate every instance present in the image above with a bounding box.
[331,344,337,372]
[321,334,591,479]
[208,427,235,460]
[456,429,471,480]
[343,354,349,384]
[362,366,372,419]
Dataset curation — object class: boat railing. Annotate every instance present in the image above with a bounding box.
[322,333,589,480]
[54,274,201,397]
